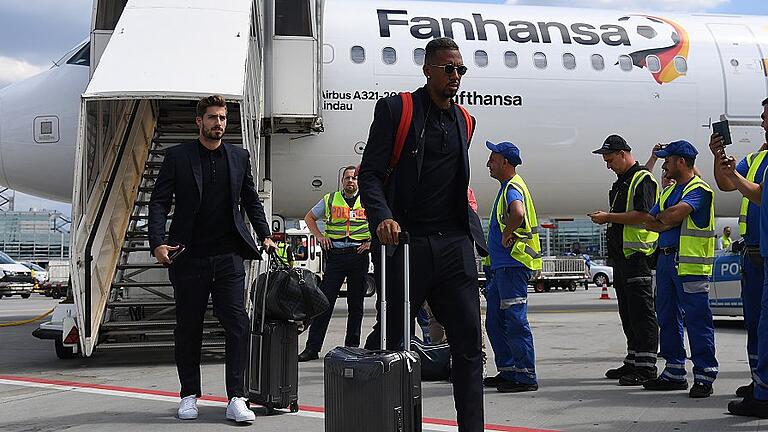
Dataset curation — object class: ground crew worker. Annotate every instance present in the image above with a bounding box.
[588,134,660,386]
[482,141,539,393]
[717,226,732,250]
[275,238,294,266]
[716,97,768,418]
[298,165,371,362]
[641,140,718,398]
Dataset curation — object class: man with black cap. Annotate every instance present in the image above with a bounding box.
[641,140,718,398]
[482,141,540,393]
[589,134,660,386]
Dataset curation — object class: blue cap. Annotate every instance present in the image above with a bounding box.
[486,141,522,166]
[655,140,699,159]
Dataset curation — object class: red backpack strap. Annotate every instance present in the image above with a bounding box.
[386,92,413,181]
[456,103,474,147]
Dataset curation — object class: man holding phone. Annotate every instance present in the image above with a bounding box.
[589,135,660,386]
[715,98,768,417]
[149,95,275,423]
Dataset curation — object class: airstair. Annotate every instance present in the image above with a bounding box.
[95,101,242,350]
[67,0,323,357]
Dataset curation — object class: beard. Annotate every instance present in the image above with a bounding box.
[443,86,459,99]
[344,185,358,195]
[203,126,224,140]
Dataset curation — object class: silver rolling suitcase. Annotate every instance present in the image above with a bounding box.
[324,233,422,432]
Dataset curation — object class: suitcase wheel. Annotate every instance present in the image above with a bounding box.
[289,401,299,413]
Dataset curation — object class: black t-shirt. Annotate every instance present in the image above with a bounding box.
[405,99,465,235]
[606,163,657,259]
[343,193,357,208]
[188,142,246,257]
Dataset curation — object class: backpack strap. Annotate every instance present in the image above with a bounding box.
[456,103,474,146]
[385,92,413,182]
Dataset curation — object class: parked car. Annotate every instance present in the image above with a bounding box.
[20,261,49,287]
[0,252,34,298]
[589,264,614,287]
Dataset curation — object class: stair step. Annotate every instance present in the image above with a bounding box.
[101,319,218,328]
[107,300,175,307]
[106,300,213,308]
[121,246,151,252]
[96,339,224,350]
[99,327,219,336]
[116,263,165,270]
[130,215,172,221]
[111,281,173,288]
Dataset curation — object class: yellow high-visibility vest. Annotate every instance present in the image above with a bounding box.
[492,175,542,271]
[323,192,371,241]
[658,176,715,276]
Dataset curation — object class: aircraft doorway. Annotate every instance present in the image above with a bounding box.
[707,23,768,118]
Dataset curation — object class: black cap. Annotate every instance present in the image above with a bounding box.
[592,135,632,154]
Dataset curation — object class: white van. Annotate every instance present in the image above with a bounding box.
[0,251,34,299]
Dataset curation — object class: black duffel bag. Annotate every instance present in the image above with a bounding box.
[253,253,329,322]
[411,337,451,381]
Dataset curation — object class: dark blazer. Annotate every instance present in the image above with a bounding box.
[358,86,488,256]
[148,141,271,260]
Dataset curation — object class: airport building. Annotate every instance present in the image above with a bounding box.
[0,211,70,262]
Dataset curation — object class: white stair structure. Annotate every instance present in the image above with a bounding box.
[68,0,325,357]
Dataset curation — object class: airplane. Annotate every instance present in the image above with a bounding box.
[0,0,767,221]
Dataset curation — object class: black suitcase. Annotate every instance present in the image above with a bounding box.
[324,235,422,432]
[247,254,299,414]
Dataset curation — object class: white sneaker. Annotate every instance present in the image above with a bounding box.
[226,397,256,422]
[177,395,198,420]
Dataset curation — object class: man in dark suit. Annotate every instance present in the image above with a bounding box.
[149,95,274,423]
[359,38,488,432]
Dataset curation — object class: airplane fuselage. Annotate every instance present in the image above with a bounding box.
[1,0,767,220]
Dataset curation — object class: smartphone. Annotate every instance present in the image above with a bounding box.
[712,119,732,146]
[168,244,185,261]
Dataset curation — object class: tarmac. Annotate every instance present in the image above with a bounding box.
[0,287,765,431]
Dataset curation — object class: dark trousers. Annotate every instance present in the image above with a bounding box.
[169,253,249,399]
[306,250,369,352]
[364,233,484,432]
[612,253,659,371]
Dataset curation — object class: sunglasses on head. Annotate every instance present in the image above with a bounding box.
[428,63,467,76]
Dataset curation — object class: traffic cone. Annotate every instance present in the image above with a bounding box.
[599,283,611,300]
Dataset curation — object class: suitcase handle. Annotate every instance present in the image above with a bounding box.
[380,232,411,351]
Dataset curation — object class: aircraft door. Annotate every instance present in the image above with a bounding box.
[707,24,768,118]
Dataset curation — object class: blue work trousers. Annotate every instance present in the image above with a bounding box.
[655,253,718,385]
[485,267,537,385]
[752,259,768,400]
[741,250,764,373]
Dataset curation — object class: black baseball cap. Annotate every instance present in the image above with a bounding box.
[592,135,632,154]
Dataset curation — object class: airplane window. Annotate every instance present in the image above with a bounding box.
[533,52,547,69]
[591,54,605,71]
[66,42,90,67]
[382,47,397,65]
[563,53,576,70]
[474,50,488,68]
[674,56,688,74]
[275,0,312,37]
[504,51,518,69]
[350,46,365,64]
[646,55,661,73]
[413,48,425,66]
[618,55,633,72]
[637,26,658,39]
